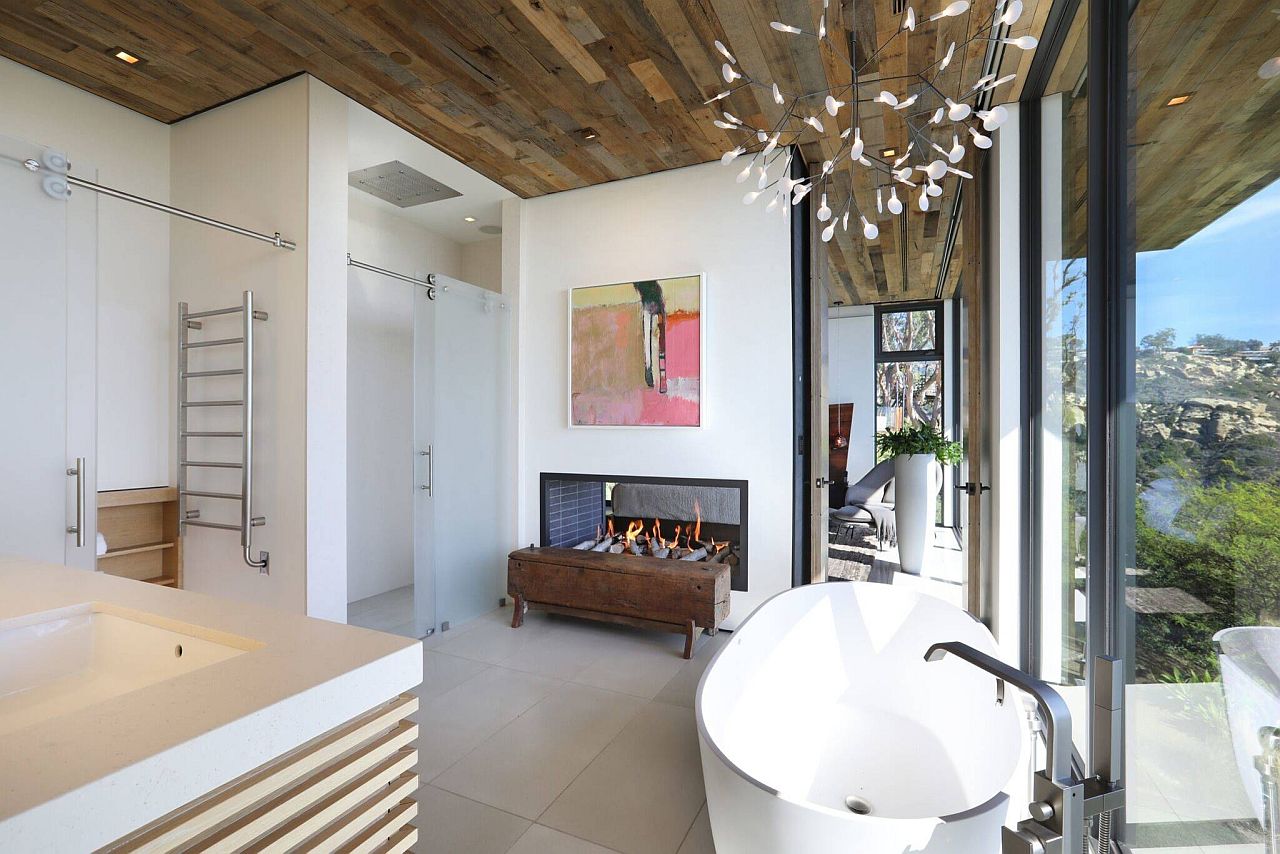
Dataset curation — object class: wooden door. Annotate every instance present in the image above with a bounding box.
[809,222,831,583]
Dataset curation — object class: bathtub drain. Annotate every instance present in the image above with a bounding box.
[844,796,873,816]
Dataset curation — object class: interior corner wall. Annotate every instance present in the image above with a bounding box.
[345,193,465,604]
[828,308,876,482]
[0,57,171,492]
[305,79,349,622]
[511,161,794,625]
[170,76,310,613]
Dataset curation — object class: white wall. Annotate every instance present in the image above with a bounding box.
[0,57,171,491]
[828,308,876,484]
[305,81,350,623]
[170,76,312,614]
[346,192,465,603]
[985,103,1024,663]
[510,161,794,623]
[462,238,502,293]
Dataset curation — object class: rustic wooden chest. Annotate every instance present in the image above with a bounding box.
[507,546,731,659]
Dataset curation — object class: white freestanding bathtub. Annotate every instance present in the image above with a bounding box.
[1215,626,1280,823]
[696,582,1023,853]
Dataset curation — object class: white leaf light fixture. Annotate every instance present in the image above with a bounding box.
[713,0,1023,242]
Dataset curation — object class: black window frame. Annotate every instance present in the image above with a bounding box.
[1018,0,1133,838]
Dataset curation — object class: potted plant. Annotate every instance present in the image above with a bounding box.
[875,424,964,574]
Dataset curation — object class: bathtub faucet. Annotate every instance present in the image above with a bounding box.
[924,643,1126,853]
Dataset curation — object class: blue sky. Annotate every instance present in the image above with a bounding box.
[1137,177,1280,346]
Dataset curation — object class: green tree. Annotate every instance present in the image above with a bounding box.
[1180,481,1280,625]
[1141,327,1177,352]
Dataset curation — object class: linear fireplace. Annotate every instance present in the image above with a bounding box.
[540,473,748,591]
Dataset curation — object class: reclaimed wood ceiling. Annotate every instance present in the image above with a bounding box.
[0,0,1043,304]
[1040,0,1280,260]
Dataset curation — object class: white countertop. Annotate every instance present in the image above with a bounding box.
[0,556,422,851]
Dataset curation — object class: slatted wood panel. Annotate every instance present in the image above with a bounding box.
[0,0,1046,305]
[98,694,419,854]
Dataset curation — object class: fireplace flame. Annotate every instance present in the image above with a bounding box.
[624,519,644,545]
[692,500,702,545]
[607,518,616,538]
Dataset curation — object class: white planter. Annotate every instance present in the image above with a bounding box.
[894,453,938,574]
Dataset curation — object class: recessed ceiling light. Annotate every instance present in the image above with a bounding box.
[463,216,477,223]
[389,51,411,66]
[578,127,600,142]
[881,147,897,158]
[109,48,143,65]
[1165,93,1193,106]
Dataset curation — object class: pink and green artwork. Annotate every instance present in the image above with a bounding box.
[570,275,702,427]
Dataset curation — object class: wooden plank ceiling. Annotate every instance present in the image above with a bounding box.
[0,0,1045,305]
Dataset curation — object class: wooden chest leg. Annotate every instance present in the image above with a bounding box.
[683,620,701,660]
[511,594,525,628]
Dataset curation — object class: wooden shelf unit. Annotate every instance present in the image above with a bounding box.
[97,487,182,587]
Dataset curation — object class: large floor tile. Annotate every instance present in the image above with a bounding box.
[434,682,643,819]
[653,632,729,708]
[413,785,530,854]
[414,665,560,781]
[507,824,620,854]
[434,608,555,664]
[497,624,610,680]
[541,702,706,854]
[570,635,689,699]
[676,803,714,854]
[416,651,490,703]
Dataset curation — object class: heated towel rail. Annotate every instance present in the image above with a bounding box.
[178,291,270,573]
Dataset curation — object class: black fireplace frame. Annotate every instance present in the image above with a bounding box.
[539,472,749,591]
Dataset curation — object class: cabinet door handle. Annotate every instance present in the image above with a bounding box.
[420,445,433,496]
[66,457,85,547]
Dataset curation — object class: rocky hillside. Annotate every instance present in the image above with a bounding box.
[1137,349,1280,487]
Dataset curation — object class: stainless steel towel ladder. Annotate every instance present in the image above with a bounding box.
[178,291,270,573]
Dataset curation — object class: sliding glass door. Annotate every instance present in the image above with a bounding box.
[413,278,512,637]
[1122,1,1280,848]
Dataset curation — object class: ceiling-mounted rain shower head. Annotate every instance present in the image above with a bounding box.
[347,160,462,208]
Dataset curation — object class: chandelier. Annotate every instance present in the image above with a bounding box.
[708,0,1035,243]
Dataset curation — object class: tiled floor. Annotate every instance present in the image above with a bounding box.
[349,584,418,638]
[408,604,725,854]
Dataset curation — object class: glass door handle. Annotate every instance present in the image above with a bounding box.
[955,482,990,496]
[66,456,85,547]
[418,446,432,496]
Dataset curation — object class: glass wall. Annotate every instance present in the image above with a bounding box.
[1123,1,1280,847]
[1035,2,1089,688]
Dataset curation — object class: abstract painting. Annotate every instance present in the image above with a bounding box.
[569,275,703,427]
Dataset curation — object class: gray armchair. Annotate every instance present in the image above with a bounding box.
[829,460,896,549]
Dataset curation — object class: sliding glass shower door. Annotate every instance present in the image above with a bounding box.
[413,278,512,636]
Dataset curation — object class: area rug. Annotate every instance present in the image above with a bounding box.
[827,522,879,583]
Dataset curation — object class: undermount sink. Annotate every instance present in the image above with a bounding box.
[0,602,262,736]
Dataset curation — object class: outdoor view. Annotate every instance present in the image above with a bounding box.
[1123,0,1280,846]
[1131,179,1280,685]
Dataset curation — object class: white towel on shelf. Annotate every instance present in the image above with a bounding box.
[96,531,108,556]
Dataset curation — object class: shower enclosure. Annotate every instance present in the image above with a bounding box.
[346,258,511,640]
[412,277,512,637]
